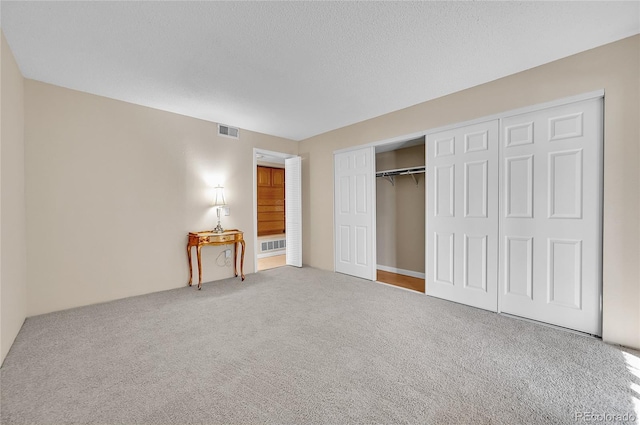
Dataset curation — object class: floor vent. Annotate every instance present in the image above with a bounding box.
[262,239,285,252]
[218,124,239,139]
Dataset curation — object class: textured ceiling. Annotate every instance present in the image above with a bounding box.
[1,1,638,141]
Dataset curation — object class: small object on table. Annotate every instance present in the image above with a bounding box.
[187,229,245,290]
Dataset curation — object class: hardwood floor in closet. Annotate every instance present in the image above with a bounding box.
[377,270,425,293]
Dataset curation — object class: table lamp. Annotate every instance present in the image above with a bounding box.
[213,185,226,233]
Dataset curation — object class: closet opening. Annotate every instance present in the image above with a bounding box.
[375,136,426,293]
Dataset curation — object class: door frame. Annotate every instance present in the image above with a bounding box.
[419,90,604,141]
[253,148,300,273]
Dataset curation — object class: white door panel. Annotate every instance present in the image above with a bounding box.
[334,148,375,280]
[427,120,499,312]
[285,157,302,267]
[499,98,602,335]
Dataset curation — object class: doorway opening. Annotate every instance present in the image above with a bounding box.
[375,137,426,293]
[257,162,286,271]
[253,149,302,272]
[332,135,426,290]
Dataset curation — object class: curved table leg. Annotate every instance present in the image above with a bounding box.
[233,242,238,277]
[187,244,193,286]
[197,245,203,290]
[240,240,245,281]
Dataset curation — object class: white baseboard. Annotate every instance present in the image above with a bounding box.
[257,250,286,259]
[376,265,425,279]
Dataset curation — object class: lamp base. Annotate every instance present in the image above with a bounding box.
[214,207,224,233]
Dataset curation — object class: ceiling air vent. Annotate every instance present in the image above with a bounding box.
[218,124,239,139]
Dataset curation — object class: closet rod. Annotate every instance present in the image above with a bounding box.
[376,166,425,186]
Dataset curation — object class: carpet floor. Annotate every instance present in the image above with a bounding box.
[1,267,638,424]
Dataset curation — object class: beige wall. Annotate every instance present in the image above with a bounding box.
[1,32,27,364]
[376,145,425,274]
[300,35,640,349]
[25,80,297,316]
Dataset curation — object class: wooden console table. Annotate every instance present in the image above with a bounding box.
[187,229,245,290]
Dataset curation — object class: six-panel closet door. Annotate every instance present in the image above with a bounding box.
[425,96,603,334]
[334,96,603,335]
[426,120,499,312]
[334,147,376,280]
[499,98,603,335]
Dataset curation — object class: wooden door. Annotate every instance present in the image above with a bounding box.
[257,166,272,187]
[272,168,285,188]
[257,166,286,236]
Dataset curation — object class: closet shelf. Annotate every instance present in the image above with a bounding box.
[376,166,425,186]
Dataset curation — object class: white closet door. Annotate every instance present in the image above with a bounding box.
[334,147,375,280]
[500,98,603,335]
[426,120,499,311]
[285,156,302,267]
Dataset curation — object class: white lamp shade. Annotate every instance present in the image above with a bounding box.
[213,185,226,207]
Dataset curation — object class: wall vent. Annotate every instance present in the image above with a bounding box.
[218,124,239,139]
[261,240,286,252]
